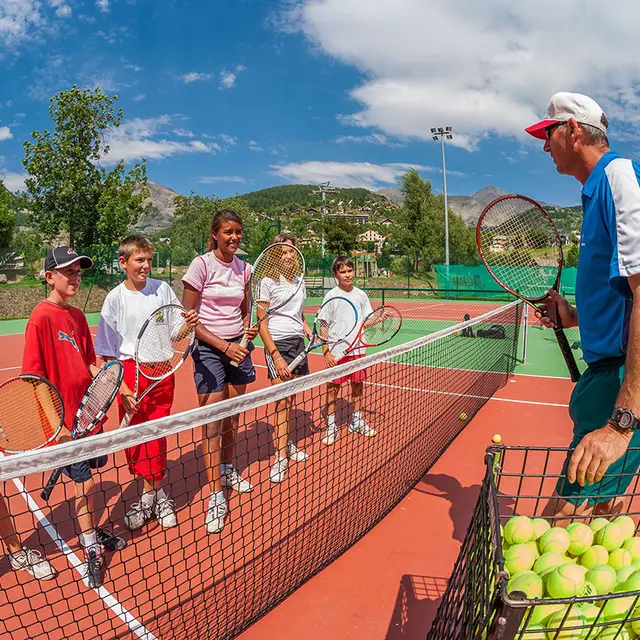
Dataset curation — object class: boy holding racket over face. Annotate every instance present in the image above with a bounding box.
[322,256,376,445]
[22,246,123,588]
[95,236,198,533]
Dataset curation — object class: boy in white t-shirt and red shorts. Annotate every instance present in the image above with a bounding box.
[321,256,377,445]
[95,235,198,532]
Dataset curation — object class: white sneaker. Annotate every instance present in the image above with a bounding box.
[124,502,153,531]
[221,467,254,493]
[81,548,103,589]
[287,442,309,462]
[322,424,339,446]
[9,548,57,581]
[270,457,288,483]
[349,416,376,437]
[154,498,177,528]
[206,497,228,534]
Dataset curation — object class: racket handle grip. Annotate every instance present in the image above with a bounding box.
[230,335,250,368]
[41,468,63,502]
[119,412,133,429]
[554,326,581,383]
[287,351,306,373]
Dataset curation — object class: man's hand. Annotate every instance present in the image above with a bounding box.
[567,424,632,486]
[536,289,577,329]
[324,351,337,367]
[182,309,199,328]
[121,393,139,416]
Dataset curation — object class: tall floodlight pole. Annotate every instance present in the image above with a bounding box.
[311,181,339,257]
[431,126,454,266]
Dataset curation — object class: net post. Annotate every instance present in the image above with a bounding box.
[522,303,529,364]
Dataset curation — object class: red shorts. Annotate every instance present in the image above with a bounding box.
[330,354,367,385]
[117,359,175,482]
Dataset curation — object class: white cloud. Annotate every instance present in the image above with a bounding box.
[0,172,28,192]
[281,0,640,147]
[102,115,221,165]
[220,134,237,146]
[55,4,71,18]
[96,0,109,13]
[181,71,212,84]
[173,128,194,138]
[334,132,402,147]
[271,161,430,190]
[219,65,246,90]
[249,140,263,152]
[0,0,44,45]
[0,127,13,141]
[133,94,146,102]
[198,176,247,184]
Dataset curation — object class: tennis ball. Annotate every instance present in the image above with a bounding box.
[532,518,551,540]
[544,608,586,640]
[533,552,569,577]
[621,569,640,592]
[545,563,585,599]
[507,570,543,599]
[525,540,540,560]
[492,434,502,443]
[598,627,633,640]
[618,565,637,585]
[577,580,597,598]
[591,517,610,533]
[632,607,640,634]
[503,516,535,546]
[609,548,633,571]
[458,412,467,421]
[567,522,594,556]
[539,527,571,555]
[528,602,567,626]
[623,537,640,562]
[504,544,536,575]
[580,545,609,569]
[602,593,637,622]
[578,602,601,626]
[585,564,617,595]
[518,625,545,640]
[597,523,625,552]
[614,515,637,541]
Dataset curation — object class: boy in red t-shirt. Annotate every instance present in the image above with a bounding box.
[22,246,124,589]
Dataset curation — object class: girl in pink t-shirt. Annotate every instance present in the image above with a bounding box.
[182,209,258,535]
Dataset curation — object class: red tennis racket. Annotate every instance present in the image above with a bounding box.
[338,305,403,358]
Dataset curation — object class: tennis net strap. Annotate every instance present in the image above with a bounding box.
[0,301,523,640]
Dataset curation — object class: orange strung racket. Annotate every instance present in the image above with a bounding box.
[339,305,403,357]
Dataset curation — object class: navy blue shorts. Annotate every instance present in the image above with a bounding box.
[192,335,256,394]
[62,455,108,483]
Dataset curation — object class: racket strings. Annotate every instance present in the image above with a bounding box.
[316,298,357,346]
[75,364,122,436]
[479,197,561,299]
[0,377,63,452]
[363,307,402,344]
[137,307,194,380]
[253,244,304,312]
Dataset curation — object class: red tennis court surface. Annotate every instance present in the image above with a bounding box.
[0,326,572,639]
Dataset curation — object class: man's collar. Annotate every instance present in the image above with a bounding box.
[582,151,619,197]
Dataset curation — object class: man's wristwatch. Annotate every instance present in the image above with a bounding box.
[609,407,640,433]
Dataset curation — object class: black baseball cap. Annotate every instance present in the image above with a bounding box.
[43,246,93,272]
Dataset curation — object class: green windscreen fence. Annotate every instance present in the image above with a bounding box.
[434,264,577,299]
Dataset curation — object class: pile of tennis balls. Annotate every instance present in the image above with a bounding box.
[502,514,640,638]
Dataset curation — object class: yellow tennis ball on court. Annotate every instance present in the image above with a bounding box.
[532,518,550,540]
[504,544,536,575]
[545,563,585,598]
[597,523,625,552]
[591,517,610,533]
[459,412,467,421]
[533,552,569,577]
[503,516,535,546]
[492,434,502,444]
[614,515,636,541]
[544,607,586,640]
[609,548,633,571]
[623,537,640,562]
[580,545,609,570]
[507,570,543,599]
[585,563,617,595]
[566,522,594,556]
[539,527,571,555]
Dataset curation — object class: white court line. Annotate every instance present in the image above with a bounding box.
[0,365,20,372]
[3,455,157,639]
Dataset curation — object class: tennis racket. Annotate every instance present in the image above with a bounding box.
[287,296,358,373]
[41,359,124,501]
[0,375,64,454]
[120,303,196,428]
[231,242,305,368]
[338,305,403,358]
[476,194,581,382]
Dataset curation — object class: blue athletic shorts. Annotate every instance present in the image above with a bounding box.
[192,335,256,394]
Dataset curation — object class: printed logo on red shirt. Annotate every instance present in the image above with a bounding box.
[57,330,79,352]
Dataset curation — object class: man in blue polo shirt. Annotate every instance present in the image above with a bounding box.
[526,92,640,520]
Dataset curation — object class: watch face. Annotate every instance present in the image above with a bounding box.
[620,412,634,428]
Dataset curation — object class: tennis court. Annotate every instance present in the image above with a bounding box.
[0,300,583,639]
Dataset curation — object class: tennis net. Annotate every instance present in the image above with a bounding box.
[0,301,523,640]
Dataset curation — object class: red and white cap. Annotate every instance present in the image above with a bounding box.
[525,92,608,140]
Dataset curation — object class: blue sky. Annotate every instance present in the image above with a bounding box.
[3,1,640,206]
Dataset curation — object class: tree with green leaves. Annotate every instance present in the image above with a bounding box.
[23,85,148,250]
[0,180,16,248]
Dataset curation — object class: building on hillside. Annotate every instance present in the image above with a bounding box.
[488,235,508,253]
[358,229,386,254]
[380,217,393,226]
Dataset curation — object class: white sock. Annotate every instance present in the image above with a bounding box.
[80,530,98,552]
[141,491,156,508]
[353,411,361,422]
[327,414,336,428]
[210,490,225,505]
